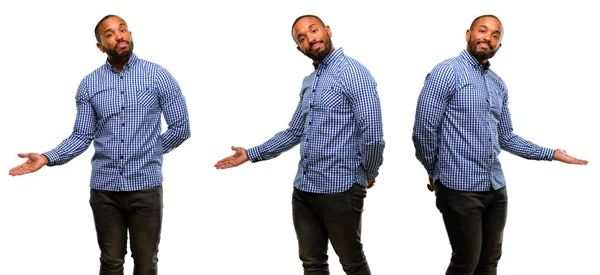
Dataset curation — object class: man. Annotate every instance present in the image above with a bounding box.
[412,14,588,275]
[214,15,384,275]
[8,15,191,275]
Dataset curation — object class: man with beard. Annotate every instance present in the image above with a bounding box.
[8,15,191,275]
[412,14,587,274]
[214,15,384,275]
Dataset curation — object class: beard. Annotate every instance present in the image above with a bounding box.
[467,37,497,62]
[303,36,333,61]
[103,40,134,59]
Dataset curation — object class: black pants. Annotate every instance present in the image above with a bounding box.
[292,183,371,275]
[89,185,163,275]
[435,182,508,275]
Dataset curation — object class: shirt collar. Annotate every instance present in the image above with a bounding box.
[460,49,491,71]
[314,47,344,69]
[104,53,139,73]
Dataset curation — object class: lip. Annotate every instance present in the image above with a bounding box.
[477,42,491,50]
[310,42,322,51]
[116,42,129,49]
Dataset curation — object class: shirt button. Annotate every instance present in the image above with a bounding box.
[120,156,124,159]
[121,139,124,143]
[121,123,125,126]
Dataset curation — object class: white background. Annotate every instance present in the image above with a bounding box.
[1,0,597,274]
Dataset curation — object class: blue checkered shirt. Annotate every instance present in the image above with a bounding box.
[43,54,191,191]
[247,48,385,194]
[412,50,554,192]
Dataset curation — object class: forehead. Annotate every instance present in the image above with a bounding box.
[474,17,502,32]
[293,17,322,35]
[100,16,127,32]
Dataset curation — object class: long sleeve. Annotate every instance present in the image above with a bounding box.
[44,80,96,166]
[246,100,305,162]
[156,68,191,154]
[412,64,454,178]
[497,91,554,161]
[345,69,384,179]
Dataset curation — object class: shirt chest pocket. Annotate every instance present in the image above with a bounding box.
[316,87,349,111]
[135,86,160,109]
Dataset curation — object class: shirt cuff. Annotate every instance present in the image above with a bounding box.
[246,146,262,162]
[542,147,556,161]
[42,150,59,166]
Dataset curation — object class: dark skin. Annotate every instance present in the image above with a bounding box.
[215,17,376,188]
[425,16,588,192]
[8,16,135,177]
[96,16,134,72]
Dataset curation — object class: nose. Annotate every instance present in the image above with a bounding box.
[114,31,124,40]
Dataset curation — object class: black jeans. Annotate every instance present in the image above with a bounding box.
[435,182,508,275]
[89,185,163,275]
[292,183,371,275]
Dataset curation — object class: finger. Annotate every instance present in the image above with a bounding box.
[427,183,434,192]
[17,153,30,158]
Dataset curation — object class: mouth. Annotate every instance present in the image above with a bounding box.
[477,42,491,50]
[116,41,129,50]
[310,41,323,52]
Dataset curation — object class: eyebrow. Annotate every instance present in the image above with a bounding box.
[478,25,502,35]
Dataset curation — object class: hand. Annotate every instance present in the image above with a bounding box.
[214,146,248,169]
[427,177,434,192]
[9,153,49,176]
[367,178,376,189]
[553,149,588,165]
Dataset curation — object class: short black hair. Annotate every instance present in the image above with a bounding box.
[469,14,501,31]
[94,14,117,42]
[291,15,325,38]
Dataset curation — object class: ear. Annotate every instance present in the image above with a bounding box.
[325,25,332,38]
[296,45,304,54]
[465,29,471,43]
[96,42,106,53]
[496,43,502,52]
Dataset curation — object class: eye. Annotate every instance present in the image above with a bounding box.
[120,28,126,33]
[299,37,305,42]
[479,29,485,33]
[106,33,113,38]
[493,34,499,39]
[311,29,317,33]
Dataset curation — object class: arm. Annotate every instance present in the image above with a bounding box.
[156,68,191,154]
[344,69,384,180]
[412,65,454,183]
[214,99,306,169]
[9,81,96,175]
[498,90,587,165]
[497,91,556,160]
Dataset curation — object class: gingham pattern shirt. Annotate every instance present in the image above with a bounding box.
[43,54,191,191]
[412,50,554,192]
[247,48,385,194]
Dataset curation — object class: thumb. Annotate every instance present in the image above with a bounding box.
[17,153,30,158]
